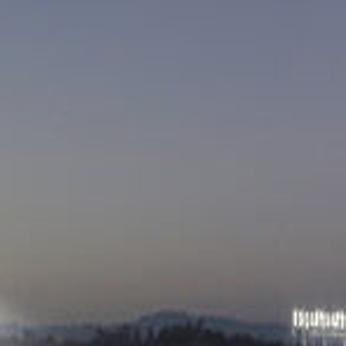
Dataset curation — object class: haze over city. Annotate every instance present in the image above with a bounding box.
[0,1,345,325]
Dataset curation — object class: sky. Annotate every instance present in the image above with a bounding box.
[0,1,346,324]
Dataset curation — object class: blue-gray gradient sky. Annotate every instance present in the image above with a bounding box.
[0,1,346,324]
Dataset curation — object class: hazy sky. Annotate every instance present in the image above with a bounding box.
[0,1,346,324]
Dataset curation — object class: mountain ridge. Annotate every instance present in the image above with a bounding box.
[133,310,289,342]
[0,310,290,342]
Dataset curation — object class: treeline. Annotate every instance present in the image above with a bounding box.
[91,324,283,346]
[0,322,285,346]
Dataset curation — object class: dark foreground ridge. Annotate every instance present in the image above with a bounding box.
[0,311,290,346]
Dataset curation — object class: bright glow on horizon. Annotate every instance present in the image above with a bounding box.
[293,309,346,331]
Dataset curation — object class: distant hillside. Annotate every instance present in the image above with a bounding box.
[0,311,289,343]
[0,324,98,343]
[134,311,289,342]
